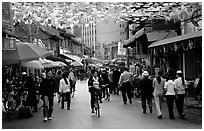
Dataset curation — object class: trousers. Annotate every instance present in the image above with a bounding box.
[61,92,71,109]
[141,94,152,112]
[121,82,132,103]
[154,93,163,116]
[43,96,53,118]
[166,95,175,118]
[175,94,185,115]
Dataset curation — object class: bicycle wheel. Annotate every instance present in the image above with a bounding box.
[3,99,18,113]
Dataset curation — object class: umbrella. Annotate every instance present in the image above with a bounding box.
[54,61,67,67]
[2,41,52,65]
[21,60,44,69]
[70,61,83,66]
[40,58,59,68]
[21,58,58,69]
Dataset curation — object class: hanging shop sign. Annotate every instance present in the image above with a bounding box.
[3,37,16,50]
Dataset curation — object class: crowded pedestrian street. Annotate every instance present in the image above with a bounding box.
[3,80,202,129]
[2,2,202,129]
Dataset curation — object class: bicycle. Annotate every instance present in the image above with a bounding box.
[93,88,102,118]
[3,85,26,114]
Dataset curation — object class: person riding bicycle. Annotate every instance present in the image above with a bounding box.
[88,70,103,113]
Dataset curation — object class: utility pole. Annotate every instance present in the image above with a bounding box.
[125,21,130,69]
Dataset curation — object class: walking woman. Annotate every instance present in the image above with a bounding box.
[59,72,71,110]
[174,70,186,119]
[88,70,103,113]
[153,71,165,119]
[164,75,176,119]
[39,71,56,122]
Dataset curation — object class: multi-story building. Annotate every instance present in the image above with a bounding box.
[81,16,97,57]
[81,16,127,60]
[2,2,15,50]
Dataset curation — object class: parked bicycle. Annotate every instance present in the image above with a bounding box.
[2,84,27,114]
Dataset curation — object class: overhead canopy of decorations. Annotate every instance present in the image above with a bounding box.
[12,2,201,29]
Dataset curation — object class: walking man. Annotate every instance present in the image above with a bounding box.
[113,67,121,95]
[39,71,56,122]
[139,71,153,114]
[118,67,133,104]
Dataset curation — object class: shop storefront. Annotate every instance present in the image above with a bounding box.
[149,30,202,79]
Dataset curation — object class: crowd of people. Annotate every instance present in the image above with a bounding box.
[88,66,188,120]
[3,65,189,122]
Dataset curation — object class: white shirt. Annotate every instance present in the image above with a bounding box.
[93,76,100,89]
[59,78,71,93]
[174,77,186,94]
[164,80,176,95]
[118,71,133,85]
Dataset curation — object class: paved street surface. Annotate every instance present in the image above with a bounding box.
[2,80,202,129]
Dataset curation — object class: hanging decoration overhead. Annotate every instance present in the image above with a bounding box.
[12,2,201,29]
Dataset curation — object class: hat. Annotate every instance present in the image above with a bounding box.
[142,71,149,76]
[176,70,182,74]
[21,72,26,75]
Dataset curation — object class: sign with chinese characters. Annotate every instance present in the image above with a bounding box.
[3,37,16,50]
[118,42,126,56]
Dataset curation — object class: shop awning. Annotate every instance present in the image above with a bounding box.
[59,53,82,63]
[123,28,145,47]
[148,30,202,48]
[146,30,178,42]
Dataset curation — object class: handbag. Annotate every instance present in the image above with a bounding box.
[17,106,33,119]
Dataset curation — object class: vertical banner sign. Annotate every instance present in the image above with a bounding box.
[118,42,126,56]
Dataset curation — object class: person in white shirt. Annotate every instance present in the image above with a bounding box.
[153,71,165,119]
[164,75,176,119]
[59,72,71,110]
[174,70,186,119]
[68,68,76,97]
[118,67,133,104]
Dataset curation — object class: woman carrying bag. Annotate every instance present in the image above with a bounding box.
[59,72,71,110]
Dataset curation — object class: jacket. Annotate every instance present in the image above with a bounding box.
[59,78,71,93]
[139,77,153,96]
[39,77,56,97]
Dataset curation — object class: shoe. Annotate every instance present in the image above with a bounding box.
[170,117,174,119]
[67,107,70,110]
[124,102,127,104]
[143,111,146,114]
[150,108,153,113]
[91,109,95,113]
[48,117,52,120]
[43,117,48,122]
[158,115,162,119]
[129,99,132,104]
[179,113,185,119]
[61,107,64,109]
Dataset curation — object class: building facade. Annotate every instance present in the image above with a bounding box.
[81,16,127,60]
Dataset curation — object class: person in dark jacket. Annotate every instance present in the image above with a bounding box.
[55,70,62,103]
[139,71,154,114]
[39,71,56,122]
[113,67,121,95]
[25,74,38,112]
[101,69,110,100]
[88,70,103,113]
